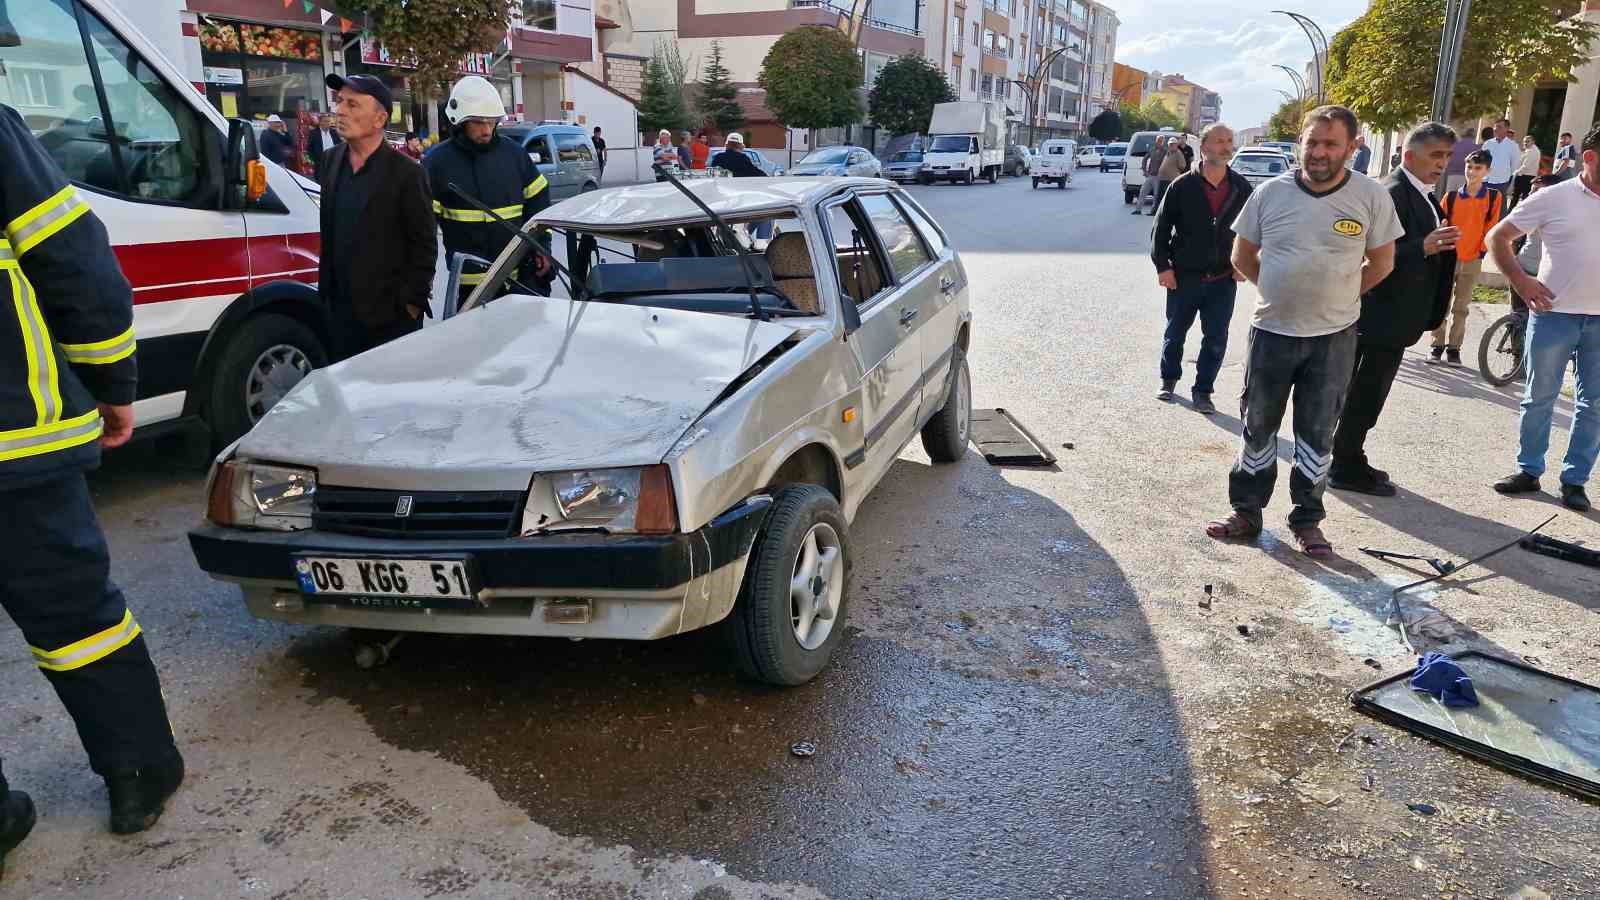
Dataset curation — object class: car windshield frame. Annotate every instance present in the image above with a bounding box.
[801,148,851,165]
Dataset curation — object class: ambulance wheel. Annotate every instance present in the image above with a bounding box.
[208,313,326,449]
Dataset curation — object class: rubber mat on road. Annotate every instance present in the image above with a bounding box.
[969,408,1056,467]
[1350,650,1600,798]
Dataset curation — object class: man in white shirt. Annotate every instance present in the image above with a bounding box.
[1510,134,1542,211]
[1486,123,1600,511]
[1481,118,1519,198]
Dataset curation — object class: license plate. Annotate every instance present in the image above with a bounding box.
[293,555,477,605]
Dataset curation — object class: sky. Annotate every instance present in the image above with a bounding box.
[1113,1,1370,131]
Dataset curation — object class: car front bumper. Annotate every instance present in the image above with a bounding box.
[188,496,772,640]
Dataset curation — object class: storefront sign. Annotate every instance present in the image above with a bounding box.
[360,34,502,75]
[203,66,244,85]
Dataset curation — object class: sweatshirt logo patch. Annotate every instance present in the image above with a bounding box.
[1332,218,1365,238]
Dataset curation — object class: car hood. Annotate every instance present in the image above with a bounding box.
[235,297,798,491]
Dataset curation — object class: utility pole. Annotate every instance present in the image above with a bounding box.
[1431,0,1472,198]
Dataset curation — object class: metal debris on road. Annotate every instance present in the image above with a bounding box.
[1200,584,1213,610]
[969,408,1057,467]
[1235,624,1251,637]
[1520,533,1600,569]
[790,741,817,758]
[1360,546,1457,575]
[1406,802,1439,816]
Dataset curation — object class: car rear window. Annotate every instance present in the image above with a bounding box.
[1234,156,1286,175]
[1104,146,1127,157]
[1129,134,1157,155]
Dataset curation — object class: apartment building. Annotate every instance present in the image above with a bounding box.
[1153,73,1220,134]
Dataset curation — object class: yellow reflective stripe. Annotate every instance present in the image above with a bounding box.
[0,409,101,462]
[523,174,548,199]
[60,325,136,365]
[31,609,142,672]
[459,272,486,285]
[435,204,524,223]
[0,238,15,264]
[8,267,61,425]
[6,185,90,256]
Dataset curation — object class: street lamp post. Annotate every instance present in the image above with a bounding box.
[1020,44,1076,148]
[1273,64,1306,107]
[1272,10,1328,105]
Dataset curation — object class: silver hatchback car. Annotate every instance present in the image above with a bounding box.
[189,177,973,686]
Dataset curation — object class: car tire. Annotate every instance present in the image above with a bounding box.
[725,484,850,686]
[1124,188,1136,204]
[920,347,971,464]
[580,181,598,193]
[1031,177,1039,189]
[986,166,998,184]
[964,168,974,184]
[207,313,326,449]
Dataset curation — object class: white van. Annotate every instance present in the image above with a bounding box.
[3,0,327,448]
[1031,139,1077,189]
[1121,130,1200,204]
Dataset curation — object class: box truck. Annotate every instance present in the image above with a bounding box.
[920,101,1005,184]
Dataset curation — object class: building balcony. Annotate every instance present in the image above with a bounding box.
[788,0,923,35]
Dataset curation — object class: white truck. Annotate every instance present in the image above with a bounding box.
[920,101,1005,185]
[1031,139,1077,189]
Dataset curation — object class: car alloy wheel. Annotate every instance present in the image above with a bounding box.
[245,344,313,423]
[790,522,844,651]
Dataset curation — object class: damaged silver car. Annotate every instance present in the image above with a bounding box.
[188,176,973,685]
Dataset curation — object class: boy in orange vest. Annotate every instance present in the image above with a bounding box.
[1430,150,1504,364]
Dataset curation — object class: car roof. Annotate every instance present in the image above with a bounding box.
[535,176,890,228]
[501,123,587,137]
[1236,148,1289,156]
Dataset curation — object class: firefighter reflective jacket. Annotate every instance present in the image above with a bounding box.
[1,105,136,488]
[423,132,549,287]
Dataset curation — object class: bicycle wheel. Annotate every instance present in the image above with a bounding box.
[1478,314,1525,386]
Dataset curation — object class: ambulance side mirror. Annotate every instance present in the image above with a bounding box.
[224,118,266,207]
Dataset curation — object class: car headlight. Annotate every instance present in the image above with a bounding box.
[521,465,677,535]
[207,460,316,531]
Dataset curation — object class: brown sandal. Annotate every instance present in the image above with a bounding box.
[1292,526,1333,558]
[1205,512,1261,541]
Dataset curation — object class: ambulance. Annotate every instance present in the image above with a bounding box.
[2,0,327,448]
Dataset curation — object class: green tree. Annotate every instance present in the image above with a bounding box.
[868,54,955,136]
[339,0,516,96]
[638,42,692,137]
[1268,98,1308,141]
[1116,102,1153,138]
[696,39,745,134]
[1140,98,1184,131]
[758,26,864,130]
[1088,109,1121,142]
[1325,0,1599,133]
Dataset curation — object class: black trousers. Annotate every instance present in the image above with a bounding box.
[0,472,177,778]
[1331,341,1407,471]
[1510,174,1535,212]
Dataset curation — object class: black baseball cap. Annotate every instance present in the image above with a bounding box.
[325,73,392,112]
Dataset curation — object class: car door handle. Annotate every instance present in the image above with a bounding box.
[899,307,919,326]
[938,275,956,294]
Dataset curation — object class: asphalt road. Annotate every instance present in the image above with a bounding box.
[3,168,1598,900]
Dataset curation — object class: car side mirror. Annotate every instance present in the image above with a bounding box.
[224,118,266,208]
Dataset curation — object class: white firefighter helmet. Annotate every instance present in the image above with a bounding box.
[445,75,506,125]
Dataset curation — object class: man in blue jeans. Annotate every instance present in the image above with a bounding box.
[1151,123,1252,414]
[1486,123,1600,512]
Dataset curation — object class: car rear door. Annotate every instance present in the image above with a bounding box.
[823,197,921,480]
[858,191,958,413]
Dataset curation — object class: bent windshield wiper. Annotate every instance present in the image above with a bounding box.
[444,182,584,304]
[650,163,770,322]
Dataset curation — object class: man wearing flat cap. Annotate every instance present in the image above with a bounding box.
[318,73,438,359]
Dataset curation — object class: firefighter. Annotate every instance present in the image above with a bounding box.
[0,104,183,879]
[424,75,553,305]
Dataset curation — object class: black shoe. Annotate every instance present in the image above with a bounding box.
[1191,392,1217,415]
[1428,346,1444,364]
[107,751,184,835]
[0,789,36,883]
[1561,483,1591,511]
[1369,465,1391,484]
[1330,466,1398,496]
[1446,348,1463,366]
[1493,471,1541,494]
[1131,207,1145,216]
[1158,379,1177,401]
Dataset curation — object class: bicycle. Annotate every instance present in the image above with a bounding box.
[1478,309,1527,385]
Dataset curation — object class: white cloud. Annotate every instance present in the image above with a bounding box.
[1112,2,1369,130]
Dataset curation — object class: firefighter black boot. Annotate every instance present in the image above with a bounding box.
[0,786,37,883]
[106,750,184,835]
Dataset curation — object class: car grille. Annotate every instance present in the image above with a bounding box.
[313,487,524,540]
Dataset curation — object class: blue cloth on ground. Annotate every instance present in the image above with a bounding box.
[1409,652,1479,707]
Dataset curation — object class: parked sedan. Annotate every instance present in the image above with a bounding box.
[188,177,972,687]
[788,145,883,178]
[883,149,925,183]
[1004,144,1031,177]
[1075,145,1103,168]
[706,146,785,176]
[1099,142,1128,172]
[1231,149,1292,187]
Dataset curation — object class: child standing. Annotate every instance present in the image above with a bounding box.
[1430,149,1504,365]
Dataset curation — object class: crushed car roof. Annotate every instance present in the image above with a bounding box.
[535,176,888,229]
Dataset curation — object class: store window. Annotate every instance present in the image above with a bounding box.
[198,18,326,124]
[1,0,211,206]
[522,0,558,32]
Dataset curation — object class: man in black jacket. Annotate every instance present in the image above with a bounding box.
[1329,122,1460,495]
[1151,124,1252,414]
[320,74,438,360]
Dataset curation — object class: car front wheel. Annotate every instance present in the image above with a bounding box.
[725,484,850,686]
[207,313,326,449]
[921,347,971,463]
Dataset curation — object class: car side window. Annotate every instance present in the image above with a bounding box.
[555,133,593,163]
[858,194,931,282]
[825,202,889,308]
[894,195,946,258]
